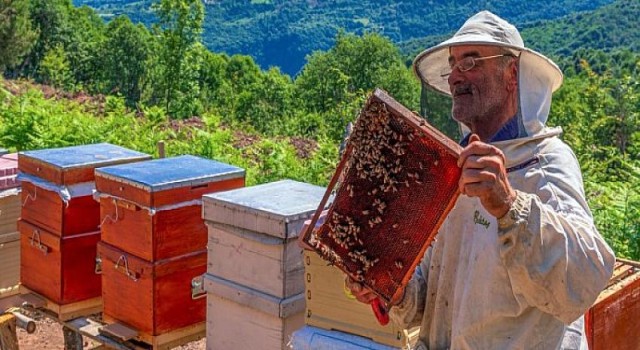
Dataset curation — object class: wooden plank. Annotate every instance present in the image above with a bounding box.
[101,315,204,350]
[0,313,18,350]
[64,317,143,350]
[19,286,102,321]
[100,323,139,341]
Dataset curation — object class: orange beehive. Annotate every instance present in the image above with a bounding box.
[95,155,245,261]
[18,143,151,236]
[19,220,101,304]
[97,241,207,336]
[586,259,640,350]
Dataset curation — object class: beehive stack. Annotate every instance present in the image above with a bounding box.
[586,258,640,350]
[0,153,21,299]
[94,155,245,337]
[18,143,150,308]
[201,179,326,350]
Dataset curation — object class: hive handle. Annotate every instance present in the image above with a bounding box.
[29,229,49,255]
[114,255,139,282]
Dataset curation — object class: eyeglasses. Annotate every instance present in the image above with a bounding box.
[440,54,513,78]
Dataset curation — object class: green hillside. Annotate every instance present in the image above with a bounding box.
[72,0,615,75]
[401,0,640,64]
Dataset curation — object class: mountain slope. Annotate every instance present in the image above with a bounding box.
[73,0,615,75]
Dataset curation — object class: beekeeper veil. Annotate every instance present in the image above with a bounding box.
[413,11,563,137]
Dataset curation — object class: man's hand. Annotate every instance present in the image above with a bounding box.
[344,276,377,304]
[457,134,516,218]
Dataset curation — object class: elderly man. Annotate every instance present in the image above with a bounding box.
[346,11,615,350]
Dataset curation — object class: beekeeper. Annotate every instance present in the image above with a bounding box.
[346,11,615,350]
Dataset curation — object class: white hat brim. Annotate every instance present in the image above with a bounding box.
[413,37,563,95]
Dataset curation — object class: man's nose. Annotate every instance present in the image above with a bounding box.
[448,67,464,90]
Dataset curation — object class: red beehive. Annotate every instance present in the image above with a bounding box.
[95,155,245,261]
[586,259,640,350]
[19,220,101,304]
[18,143,151,236]
[97,241,206,336]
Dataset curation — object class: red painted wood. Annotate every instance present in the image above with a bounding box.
[98,242,206,335]
[99,198,207,261]
[95,175,245,208]
[19,220,101,304]
[586,263,640,350]
[20,182,100,237]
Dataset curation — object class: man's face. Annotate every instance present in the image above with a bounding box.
[447,45,515,129]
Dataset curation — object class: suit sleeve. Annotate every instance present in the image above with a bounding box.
[497,144,615,324]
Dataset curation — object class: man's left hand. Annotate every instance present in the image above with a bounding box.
[457,134,516,218]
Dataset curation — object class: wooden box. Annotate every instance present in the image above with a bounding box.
[586,259,640,350]
[0,153,19,191]
[204,273,305,350]
[95,155,245,261]
[19,143,151,236]
[303,250,418,348]
[202,180,326,298]
[19,143,151,186]
[290,326,402,350]
[19,220,102,304]
[98,241,207,336]
[0,191,20,237]
[0,232,20,298]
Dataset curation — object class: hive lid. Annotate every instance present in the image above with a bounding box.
[95,155,245,192]
[19,143,149,170]
[202,179,327,239]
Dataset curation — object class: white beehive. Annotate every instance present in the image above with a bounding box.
[202,179,326,298]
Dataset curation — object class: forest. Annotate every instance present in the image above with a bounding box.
[71,0,618,75]
[0,0,638,260]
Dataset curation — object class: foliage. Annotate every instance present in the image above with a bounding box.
[152,0,204,118]
[0,0,37,73]
[550,60,640,259]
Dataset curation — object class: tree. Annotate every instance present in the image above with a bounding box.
[100,16,151,105]
[153,0,205,118]
[39,44,72,90]
[294,32,420,140]
[0,0,37,73]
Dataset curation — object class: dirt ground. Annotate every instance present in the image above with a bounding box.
[16,316,205,350]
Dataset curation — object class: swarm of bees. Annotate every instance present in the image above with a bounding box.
[302,89,462,303]
[310,100,422,287]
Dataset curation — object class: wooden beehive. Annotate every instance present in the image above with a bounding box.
[19,220,101,304]
[202,179,326,298]
[98,241,207,336]
[204,273,305,350]
[0,232,20,298]
[0,191,20,237]
[95,155,245,261]
[303,250,419,348]
[0,152,21,237]
[586,259,640,350]
[19,143,151,236]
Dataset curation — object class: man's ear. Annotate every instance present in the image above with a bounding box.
[506,60,519,92]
